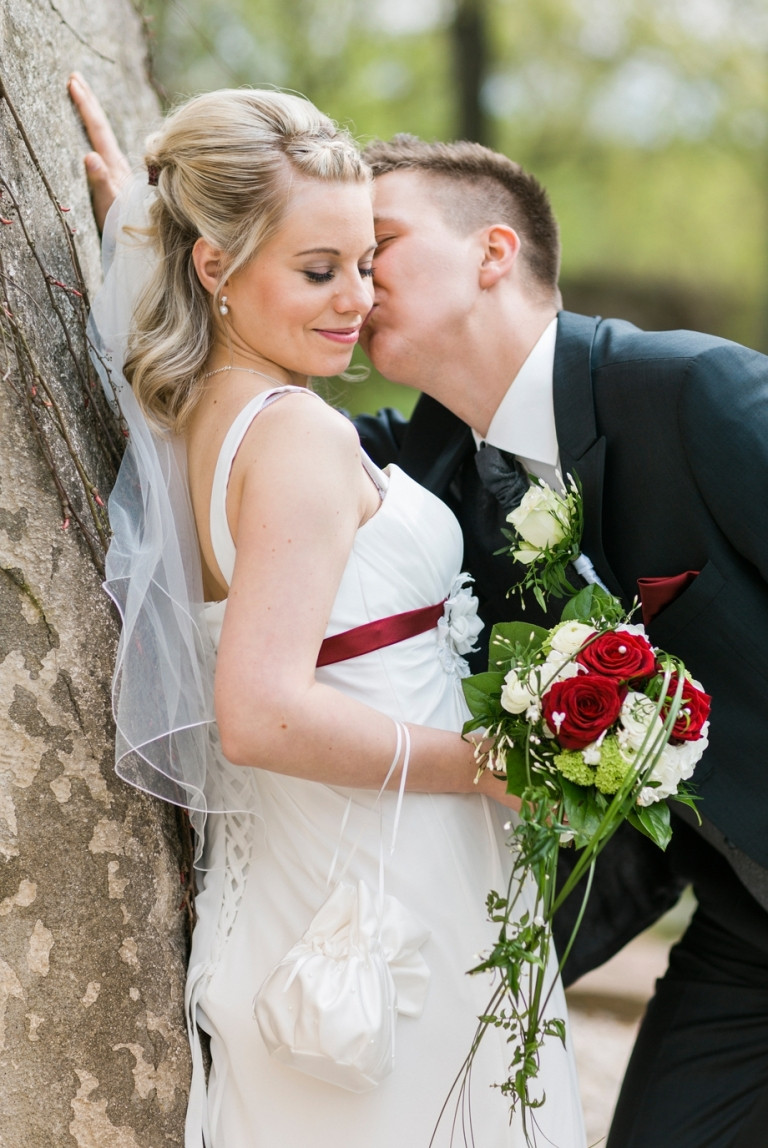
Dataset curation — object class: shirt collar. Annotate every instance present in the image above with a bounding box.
[472,317,558,466]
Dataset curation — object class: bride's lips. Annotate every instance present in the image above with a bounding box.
[315,326,361,345]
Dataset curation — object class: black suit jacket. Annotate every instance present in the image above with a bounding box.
[358,311,768,973]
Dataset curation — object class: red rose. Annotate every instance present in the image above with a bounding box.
[576,630,656,683]
[542,675,625,750]
[660,678,711,743]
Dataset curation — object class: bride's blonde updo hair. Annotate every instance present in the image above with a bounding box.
[123,89,370,431]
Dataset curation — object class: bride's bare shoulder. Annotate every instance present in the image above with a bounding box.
[253,389,358,449]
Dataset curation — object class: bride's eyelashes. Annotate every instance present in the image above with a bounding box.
[303,269,335,283]
[303,265,375,284]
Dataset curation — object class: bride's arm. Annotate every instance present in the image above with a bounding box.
[214,397,514,805]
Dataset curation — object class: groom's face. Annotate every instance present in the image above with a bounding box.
[361,170,481,387]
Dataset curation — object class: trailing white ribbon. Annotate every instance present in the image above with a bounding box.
[573,551,610,594]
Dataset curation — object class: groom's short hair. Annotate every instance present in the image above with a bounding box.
[364,135,560,295]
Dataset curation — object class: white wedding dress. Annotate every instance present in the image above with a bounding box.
[185,389,585,1148]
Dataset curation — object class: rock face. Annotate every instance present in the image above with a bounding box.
[1,4,191,1145]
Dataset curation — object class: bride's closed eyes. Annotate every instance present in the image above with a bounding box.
[303,265,375,284]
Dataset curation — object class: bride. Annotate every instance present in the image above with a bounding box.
[85,83,585,1147]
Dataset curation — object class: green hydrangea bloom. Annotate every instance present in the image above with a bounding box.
[594,738,634,795]
[554,750,596,788]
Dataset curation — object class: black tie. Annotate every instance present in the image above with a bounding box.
[473,442,529,512]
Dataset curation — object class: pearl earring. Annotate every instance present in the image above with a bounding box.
[219,295,229,316]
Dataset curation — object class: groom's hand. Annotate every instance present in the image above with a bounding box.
[68,72,131,232]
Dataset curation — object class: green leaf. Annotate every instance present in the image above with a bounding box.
[628,800,672,850]
[543,1017,567,1047]
[670,788,701,822]
[503,742,531,796]
[559,776,607,842]
[488,621,548,670]
[461,672,505,720]
[560,584,623,624]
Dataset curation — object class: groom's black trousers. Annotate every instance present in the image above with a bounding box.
[606,820,768,1148]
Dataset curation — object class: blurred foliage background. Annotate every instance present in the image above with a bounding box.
[136,0,768,417]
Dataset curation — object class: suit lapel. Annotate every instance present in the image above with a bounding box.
[554,312,624,601]
[397,393,474,496]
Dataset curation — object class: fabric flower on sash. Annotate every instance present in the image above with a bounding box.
[436,574,484,677]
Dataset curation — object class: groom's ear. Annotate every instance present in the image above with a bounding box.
[478,225,520,289]
[192,237,226,294]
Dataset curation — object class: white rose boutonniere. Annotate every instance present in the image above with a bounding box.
[507,483,567,554]
[501,474,609,610]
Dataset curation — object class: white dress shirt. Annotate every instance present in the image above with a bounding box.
[472,317,562,491]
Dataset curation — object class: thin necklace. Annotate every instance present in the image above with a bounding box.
[201,365,287,386]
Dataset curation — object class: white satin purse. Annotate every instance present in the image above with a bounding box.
[253,878,430,1091]
[252,722,431,1092]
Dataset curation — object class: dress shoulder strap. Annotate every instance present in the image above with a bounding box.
[209,386,317,587]
[360,449,389,499]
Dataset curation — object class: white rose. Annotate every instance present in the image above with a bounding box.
[549,621,595,656]
[636,736,704,806]
[616,622,649,639]
[537,651,583,692]
[507,485,567,551]
[618,691,664,753]
[633,702,708,807]
[500,669,537,714]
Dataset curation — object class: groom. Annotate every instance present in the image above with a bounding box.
[354,135,768,1148]
[73,81,768,1146]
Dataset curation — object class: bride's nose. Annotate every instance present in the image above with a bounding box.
[333,270,374,315]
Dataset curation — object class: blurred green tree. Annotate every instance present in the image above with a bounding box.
[138,0,768,417]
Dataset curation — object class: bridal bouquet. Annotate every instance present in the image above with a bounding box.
[459,478,708,1142]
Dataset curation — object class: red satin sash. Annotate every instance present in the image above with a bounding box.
[317,600,446,667]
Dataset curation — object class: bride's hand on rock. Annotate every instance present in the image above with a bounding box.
[68,72,131,231]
